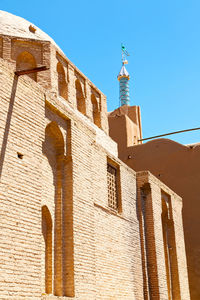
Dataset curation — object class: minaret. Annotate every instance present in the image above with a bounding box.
[117,45,130,106]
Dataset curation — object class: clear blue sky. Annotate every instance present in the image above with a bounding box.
[1,0,200,144]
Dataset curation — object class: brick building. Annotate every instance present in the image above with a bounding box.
[109,112,200,300]
[0,10,190,299]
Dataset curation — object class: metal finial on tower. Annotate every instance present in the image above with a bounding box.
[118,44,130,106]
[121,43,129,65]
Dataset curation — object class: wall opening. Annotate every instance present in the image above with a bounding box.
[42,205,53,294]
[75,79,86,115]
[91,93,101,128]
[57,62,68,100]
[16,51,37,81]
[17,152,23,159]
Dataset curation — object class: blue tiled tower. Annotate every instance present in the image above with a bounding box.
[117,63,130,106]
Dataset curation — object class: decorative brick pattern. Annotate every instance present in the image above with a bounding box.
[107,163,118,210]
[0,11,191,300]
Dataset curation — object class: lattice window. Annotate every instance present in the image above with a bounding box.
[107,163,118,210]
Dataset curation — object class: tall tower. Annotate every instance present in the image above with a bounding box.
[117,45,130,106]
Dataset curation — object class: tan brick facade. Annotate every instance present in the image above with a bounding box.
[0,11,190,299]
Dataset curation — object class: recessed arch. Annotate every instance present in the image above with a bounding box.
[57,62,68,100]
[44,121,64,295]
[42,205,53,294]
[43,118,74,297]
[16,51,37,81]
[45,121,65,159]
[91,93,101,128]
[75,79,86,115]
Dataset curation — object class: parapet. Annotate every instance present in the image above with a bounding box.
[0,10,108,134]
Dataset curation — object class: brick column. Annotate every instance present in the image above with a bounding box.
[100,93,108,134]
[62,155,74,297]
[140,182,161,300]
[85,81,92,121]
[137,172,169,300]
[0,38,3,58]
[54,157,63,296]
[68,65,76,108]
[170,195,191,300]
[38,42,51,89]
[2,36,12,61]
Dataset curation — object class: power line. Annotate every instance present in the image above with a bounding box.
[138,127,200,142]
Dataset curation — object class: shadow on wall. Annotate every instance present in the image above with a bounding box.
[57,62,68,100]
[0,51,38,179]
[16,51,37,81]
[0,74,18,179]
[75,79,86,115]
[42,205,53,294]
[91,93,101,128]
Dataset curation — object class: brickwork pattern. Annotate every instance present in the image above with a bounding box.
[0,58,144,299]
[0,11,191,300]
[0,58,45,299]
[137,171,190,300]
[0,31,108,134]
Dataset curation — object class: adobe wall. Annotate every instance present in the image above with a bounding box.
[137,171,190,300]
[42,83,144,299]
[0,18,191,299]
[108,105,142,148]
[120,138,199,300]
[0,57,45,298]
[0,33,109,135]
[0,58,145,299]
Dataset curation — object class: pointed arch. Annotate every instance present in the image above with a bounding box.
[44,121,64,296]
[43,119,74,296]
[42,205,53,294]
[45,121,65,159]
[57,62,68,100]
[16,51,37,81]
[75,79,86,115]
[91,94,101,128]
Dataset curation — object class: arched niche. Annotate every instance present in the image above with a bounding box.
[16,51,37,81]
[57,62,68,100]
[44,121,64,296]
[91,93,101,128]
[42,205,53,295]
[44,121,65,162]
[75,79,86,115]
[43,119,74,297]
